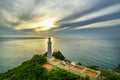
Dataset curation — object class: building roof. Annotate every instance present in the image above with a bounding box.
[47,58,100,79]
[43,63,55,71]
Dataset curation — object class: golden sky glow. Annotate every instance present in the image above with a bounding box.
[43,18,55,28]
[14,18,58,32]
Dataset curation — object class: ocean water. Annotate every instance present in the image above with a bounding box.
[0,37,120,72]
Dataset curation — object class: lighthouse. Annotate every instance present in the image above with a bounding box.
[47,37,52,59]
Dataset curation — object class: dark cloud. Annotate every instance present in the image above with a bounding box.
[59,12,120,28]
[59,0,120,23]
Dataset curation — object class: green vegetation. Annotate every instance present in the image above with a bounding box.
[43,52,47,57]
[46,68,90,80]
[101,70,120,80]
[115,64,120,73]
[86,65,99,70]
[44,51,65,60]
[0,53,119,80]
[64,59,71,63]
[30,55,47,65]
[0,55,47,80]
[76,62,82,66]
[0,55,91,80]
[52,51,65,60]
[46,68,79,80]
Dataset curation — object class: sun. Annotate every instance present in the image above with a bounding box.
[33,18,57,32]
[43,18,55,29]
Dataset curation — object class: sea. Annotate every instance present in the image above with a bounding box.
[0,37,120,72]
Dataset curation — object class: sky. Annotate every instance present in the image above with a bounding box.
[0,0,120,38]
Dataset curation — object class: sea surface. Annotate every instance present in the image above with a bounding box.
[0,37,120,72]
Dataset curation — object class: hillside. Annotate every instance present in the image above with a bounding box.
[0,55,89,80]
[0,51,120,80]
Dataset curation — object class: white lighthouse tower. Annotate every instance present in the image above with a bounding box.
[47,37,52,59]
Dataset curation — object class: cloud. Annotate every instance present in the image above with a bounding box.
[0,0,97,31]
[59,0,120,23]
[72,4,120,22]
[58,11,120,29]
[13,18,59,33]
[73,19,120,30]
[0,0,120,37]
[53,27,70,32]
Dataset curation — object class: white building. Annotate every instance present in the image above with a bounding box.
[47,37,52,59]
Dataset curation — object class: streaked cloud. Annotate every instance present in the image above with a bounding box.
[53,27,70,32]
[0,0,97,31]
[72,4,120,23]
[73,19,120,30]
[0,0,120,37]
[59,0,120,23]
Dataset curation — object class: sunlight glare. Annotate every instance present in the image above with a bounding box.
[43,18,55,29]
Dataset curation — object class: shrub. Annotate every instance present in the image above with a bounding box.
[101,70,120,80]
[86,65,99,70]
[52,51,65,60]
[115,64,120,73]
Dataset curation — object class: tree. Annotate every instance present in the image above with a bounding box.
[52,51,65,60]
[31,55,47,65]
[76,62,82,66]
[86,65,99,70]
